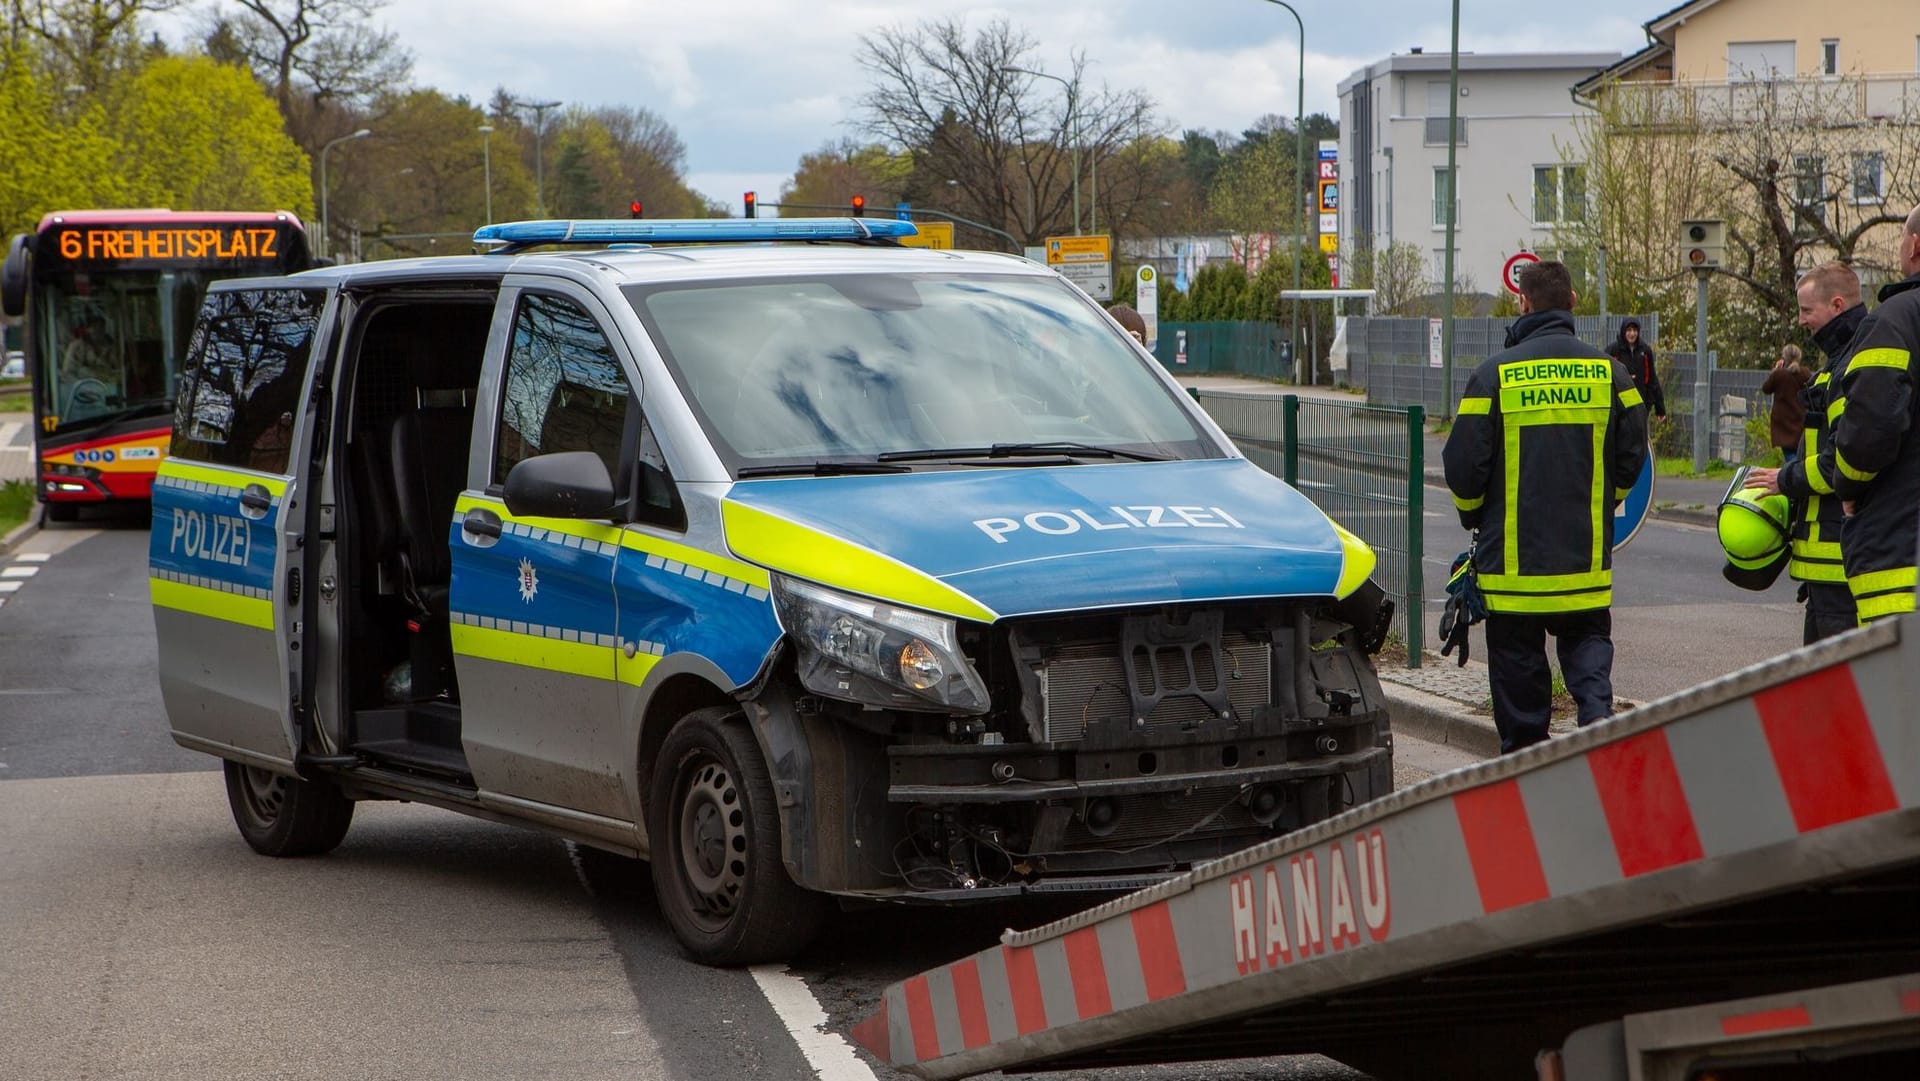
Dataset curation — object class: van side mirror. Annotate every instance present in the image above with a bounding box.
[503,451,617,520]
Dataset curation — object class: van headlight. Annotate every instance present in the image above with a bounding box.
[771,575,990,714]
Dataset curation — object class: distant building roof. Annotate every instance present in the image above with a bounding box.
[1337,51,1620,94]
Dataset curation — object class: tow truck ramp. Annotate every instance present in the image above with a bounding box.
[851,618,1920,1079]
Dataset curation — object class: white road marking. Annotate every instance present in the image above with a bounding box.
[0,580,21,592]
[1,566,37,579]
[749,964,880,1081]
[14,552,50,562]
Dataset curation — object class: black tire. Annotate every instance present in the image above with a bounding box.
[648,707,829,965]
[44,501,78,523]
[223,760,354,857]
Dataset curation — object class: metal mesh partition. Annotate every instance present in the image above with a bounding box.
[1193,389,1424,667]
[1152,322,1289,378]
[1348,315,1663,414]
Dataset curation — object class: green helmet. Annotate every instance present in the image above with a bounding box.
[1719,485,1790,590]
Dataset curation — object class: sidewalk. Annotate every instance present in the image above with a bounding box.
[1175,374,1726,528]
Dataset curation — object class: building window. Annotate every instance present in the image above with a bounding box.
[1532,165,1587,225]
[1424,80,1466,145]
[1821,39,1839,76]
[1794,153,1827,229]
[1432,167,1458,228]
[1853,151,1886,205]
[1727,40,1796,82]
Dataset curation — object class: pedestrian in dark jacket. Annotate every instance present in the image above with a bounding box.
[1760,344,1811,462]
[1443,260,1649,753]
[1607,320,1666,419]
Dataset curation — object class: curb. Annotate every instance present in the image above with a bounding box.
[0,505,38,557]
[1380,681,1503,759]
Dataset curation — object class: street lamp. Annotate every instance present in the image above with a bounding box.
[1004,66,1080,236]
[511,98,563,217]
[477,124,495,224]
[319,128,371,261]
[1255,0,1307,381]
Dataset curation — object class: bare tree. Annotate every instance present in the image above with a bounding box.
[856,16,1156,245]
[202,0,411,116]
[1347,233,1427,316]
[9,0,182,92]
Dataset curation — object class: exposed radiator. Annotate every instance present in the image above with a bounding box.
[1038,633,1270,742]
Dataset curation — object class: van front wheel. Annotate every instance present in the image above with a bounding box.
[223,761,354,857]
[649,707,828,965]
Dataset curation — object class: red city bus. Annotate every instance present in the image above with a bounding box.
[0,210,313,519]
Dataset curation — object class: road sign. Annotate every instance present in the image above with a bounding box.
[1317,160,1337,181]
[1428,317,1443,368]
[1502,250,1540,295]
[1614,443,1655,550]
[1136,265,1159,350]
[1045,234,1113,301]
[897,221,954,249]
[1317,180,1339,213]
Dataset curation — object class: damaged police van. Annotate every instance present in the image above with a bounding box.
[150,217,1396,964]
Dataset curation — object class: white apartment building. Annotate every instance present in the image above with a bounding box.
[1337,50,1619,298]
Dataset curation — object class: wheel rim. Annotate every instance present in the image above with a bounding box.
[235,766,288,828]
[671,752,747,930]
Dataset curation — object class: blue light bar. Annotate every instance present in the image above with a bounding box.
[472,217,919,252]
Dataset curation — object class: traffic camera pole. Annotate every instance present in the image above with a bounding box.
[1693,269,1712,473]
[1438,0,1461,419]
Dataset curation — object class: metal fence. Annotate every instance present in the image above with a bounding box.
[1192,389,1424,667]
[1151,322,1290,379]
[1346,315,1663,414]
[1659,356,1771,463]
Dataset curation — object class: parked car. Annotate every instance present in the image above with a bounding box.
[1,350,23,378]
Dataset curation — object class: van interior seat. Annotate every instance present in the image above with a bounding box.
[385,407,473,699]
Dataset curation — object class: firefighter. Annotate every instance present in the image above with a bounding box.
[1746,262,1869,641]
[1816,206,1920,623]
[1443,260,1649,753]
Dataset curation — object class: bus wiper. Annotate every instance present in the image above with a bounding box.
[877,441,1169,463]
[735,460,913,478]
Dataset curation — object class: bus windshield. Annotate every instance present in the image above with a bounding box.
[32,268,209,432]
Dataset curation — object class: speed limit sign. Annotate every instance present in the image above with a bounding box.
[1502,251,1539,295]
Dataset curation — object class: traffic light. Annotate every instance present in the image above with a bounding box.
[629,200,643,219]
[743,191,757,218]
[851,194,866,217]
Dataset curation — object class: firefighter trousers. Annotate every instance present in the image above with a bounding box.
[1803,582,1858,645]
[1485,608,1614,754]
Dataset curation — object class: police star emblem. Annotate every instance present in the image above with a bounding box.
[517,557,539,603]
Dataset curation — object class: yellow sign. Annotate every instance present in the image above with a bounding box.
[1044,234,1111,264]
[897,221,955,249]
[1319,233,1339,253]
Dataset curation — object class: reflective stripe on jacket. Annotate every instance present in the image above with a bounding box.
[1825,276,1920,622]
[1442,310,1650,614]
[1778,303,1868,585]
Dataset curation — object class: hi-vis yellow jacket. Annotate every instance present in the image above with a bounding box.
[1777,303,1868,588]
[1443,310,1650,614]
[1823,274,1920,623]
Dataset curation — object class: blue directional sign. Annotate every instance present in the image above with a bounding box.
[1614,441,1655,550]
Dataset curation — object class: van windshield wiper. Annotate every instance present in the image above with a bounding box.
[735,460,913,478]
[876,441,1170,464]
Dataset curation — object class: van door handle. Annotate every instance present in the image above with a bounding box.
[461,508,502,542]
[238,484,273,519]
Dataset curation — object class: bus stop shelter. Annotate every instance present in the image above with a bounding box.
[1282,288,1375,385]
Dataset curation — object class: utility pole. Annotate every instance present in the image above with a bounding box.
[512,98,563,217]
[1256,0,1306,383]
[1439,0,1462,418]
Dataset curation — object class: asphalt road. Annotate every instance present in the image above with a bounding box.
[0,516,1480,1081]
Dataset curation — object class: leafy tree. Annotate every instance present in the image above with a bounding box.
[111,54,311,212]
[0,42,123,234]
[341,88,533,258]
[1347,233,1428,315]
[10,0,180,96]
[780,138,910,216]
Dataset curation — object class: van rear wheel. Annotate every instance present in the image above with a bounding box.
[223,761,354,857]
[649,707,828,965]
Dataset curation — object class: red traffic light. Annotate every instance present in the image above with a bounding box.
[851,194,866,217]
[743,191,757,219]
[629,200,643,219]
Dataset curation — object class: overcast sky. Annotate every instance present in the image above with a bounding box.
[177,1,1652,214]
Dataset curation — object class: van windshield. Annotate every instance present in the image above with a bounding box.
[622,274,1216,471]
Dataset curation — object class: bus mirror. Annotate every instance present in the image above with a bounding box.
[1,234,29,318]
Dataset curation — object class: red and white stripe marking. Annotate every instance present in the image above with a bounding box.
[854,626,1920,1074]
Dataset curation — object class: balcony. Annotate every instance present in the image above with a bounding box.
[1598,72,1920,130]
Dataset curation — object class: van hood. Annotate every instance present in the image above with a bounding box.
[719,458,1370,622]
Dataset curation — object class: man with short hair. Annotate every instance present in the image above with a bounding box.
[1748,261,1868,641]
[1811,207,1920,623]
[1443,260,1648,753]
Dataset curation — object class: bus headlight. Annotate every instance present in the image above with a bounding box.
[772,575,990,714]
